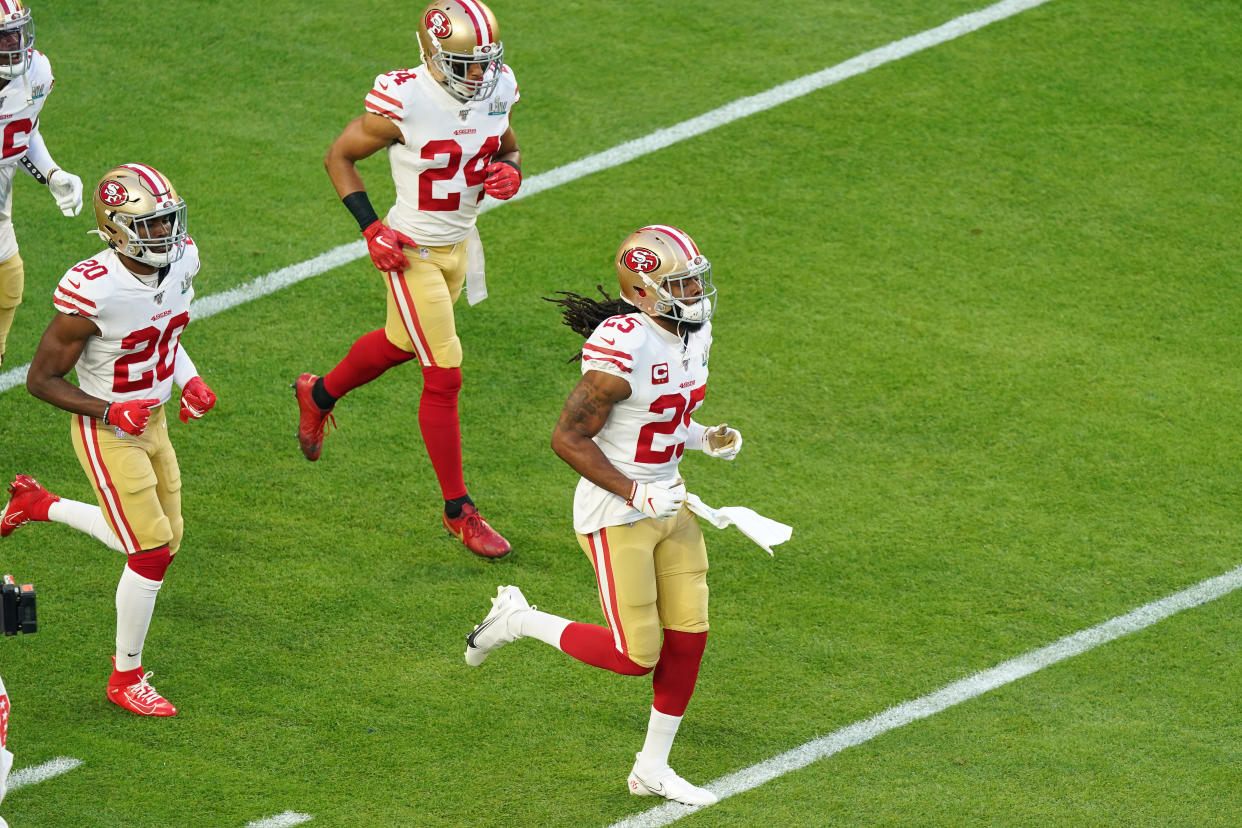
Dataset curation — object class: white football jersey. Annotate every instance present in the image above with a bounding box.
[0,51,54,261]
[0,672,10,807]
[573,312,712,534]
[51,241,200,405]
[364,64,519,245]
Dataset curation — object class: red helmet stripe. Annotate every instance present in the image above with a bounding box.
[646,225,700,258]
[0,2,13,17]
[455,0,491,46]
[120,163,171,198]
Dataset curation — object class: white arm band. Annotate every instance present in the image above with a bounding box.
[686,420,709,452]
[172,346,199,388]
[18,126,57,185]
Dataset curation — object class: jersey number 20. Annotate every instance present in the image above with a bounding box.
[113,312,190,393]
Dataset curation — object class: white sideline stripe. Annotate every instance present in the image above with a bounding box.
[245,812,313,828]
[0,0,1051,397]
[7,756,82,791]
[609,563,1242,828]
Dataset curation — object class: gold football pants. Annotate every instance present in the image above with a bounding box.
[71,405,183,556]
[383,240,467,368]
[0,253,23,365]
[577,508,709,669]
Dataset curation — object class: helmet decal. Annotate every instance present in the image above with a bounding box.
[425,9,452,38]
[456,0,493,45]
[623,247,661,274]
[97,180,129,207]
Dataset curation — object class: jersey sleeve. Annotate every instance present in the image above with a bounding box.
[365,70,409,122]
[502,64,519,105]
[581,315,643,379]
[52,265,100,319]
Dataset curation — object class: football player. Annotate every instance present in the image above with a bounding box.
[463,226,743,806]
[294,0,520,558]
[0,672,9,827]
[3,164,216,717]
[0,0,83,369]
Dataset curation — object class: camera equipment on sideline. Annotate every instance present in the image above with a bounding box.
[1,575,36,635]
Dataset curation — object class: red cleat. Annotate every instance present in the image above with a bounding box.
[293,373,335,461]
[1,474,59,538]
[444,503,511,558]
[108,665,178,717]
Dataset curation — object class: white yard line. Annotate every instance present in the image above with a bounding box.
[609,563,1242,827]
[0,0,1053,397]
[244,812,313,828]
[6,756,81,791]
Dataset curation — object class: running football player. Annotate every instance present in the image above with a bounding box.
[4,164,216,717]
[0,0,83,369]
[294,0,520,558]
[463,226,743,805]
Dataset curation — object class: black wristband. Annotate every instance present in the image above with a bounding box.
[494,159,520,174]
[101,403,111,423]
[342,191,380,232]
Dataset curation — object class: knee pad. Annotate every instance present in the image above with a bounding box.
[624,615,665,669]
[127,545,172,581]
[168,515,184,557]
[0,254,23,308]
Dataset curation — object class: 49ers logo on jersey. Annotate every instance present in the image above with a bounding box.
[623,247,661,273]
[425,9,452,38]
[98,180,129,206]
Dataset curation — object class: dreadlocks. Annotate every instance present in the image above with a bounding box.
[543,285,633,361]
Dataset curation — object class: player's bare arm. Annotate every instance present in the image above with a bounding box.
[26,312,106,417]
[324,112,404,199]
[551,369,633,498]
[495,125,520,169]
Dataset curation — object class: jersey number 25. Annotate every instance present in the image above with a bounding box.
[635,386,706,464]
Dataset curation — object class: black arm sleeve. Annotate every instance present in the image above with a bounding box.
[342,191,380,231]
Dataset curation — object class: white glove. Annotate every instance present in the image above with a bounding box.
[627,479,686,520]
[703,423,743,460]
[49,168,83,217]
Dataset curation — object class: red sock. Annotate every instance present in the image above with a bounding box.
[652,630,707,716]
[560,622,652,676]
[419,366,467,501]
[126,545,172,581]
[323,329,415,399]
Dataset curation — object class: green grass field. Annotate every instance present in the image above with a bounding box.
[2,0,1241,825]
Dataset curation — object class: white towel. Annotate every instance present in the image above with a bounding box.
[464,225,488,305]
[685,493,792,556]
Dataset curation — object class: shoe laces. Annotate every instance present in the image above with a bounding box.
[462,511,488,536]
[128,672,164,704]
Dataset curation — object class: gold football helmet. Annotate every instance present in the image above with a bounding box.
[0,0,33,80]
[417,0,503,103]
[615,225,716,325]
[93,164,188,268]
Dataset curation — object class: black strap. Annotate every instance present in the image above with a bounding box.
[342,191,380,231]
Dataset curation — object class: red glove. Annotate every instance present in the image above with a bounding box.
[483,161,521,200]
[362,220,417,272]
[179,376,217,423]
[104,398,159,436]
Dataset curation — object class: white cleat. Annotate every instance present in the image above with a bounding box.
[464,585,530,666]
[627,756,718,806]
